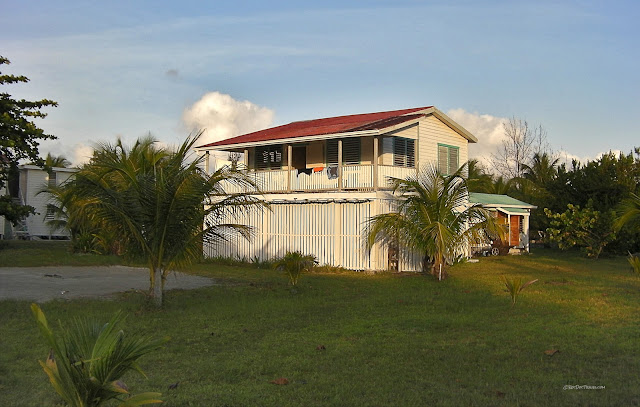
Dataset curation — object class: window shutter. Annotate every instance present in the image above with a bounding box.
[406,139,415,167]
[438,145,449,174]
[448,147,459,175]
[342,138,360,165]
[326,140,338,166]
[393,138,404,167]
[254,146,282,170]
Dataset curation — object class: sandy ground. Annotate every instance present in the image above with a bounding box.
[0,266,216,302]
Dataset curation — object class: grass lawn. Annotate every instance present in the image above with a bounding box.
[0,240,123,267]
[1,246,639,406]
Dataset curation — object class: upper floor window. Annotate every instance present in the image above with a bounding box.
[393,137,415,168]
[326,138,360,166]
[255,145,283,170]
[438,144,459,175]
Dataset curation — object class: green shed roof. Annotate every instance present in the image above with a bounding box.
[469,192,536,209]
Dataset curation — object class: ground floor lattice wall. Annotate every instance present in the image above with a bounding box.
[204,199,423,272]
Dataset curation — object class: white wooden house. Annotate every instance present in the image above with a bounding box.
[2,165,76,239]
[196,106,477,271]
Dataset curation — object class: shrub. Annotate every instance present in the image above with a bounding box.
[501,276,538,305]
[273,251,318,286]
[31,303,168,406]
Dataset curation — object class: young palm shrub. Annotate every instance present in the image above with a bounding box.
[31,303,168,406]
[501,276,538,305]
[273,251,317,286]
[365,165,503,280]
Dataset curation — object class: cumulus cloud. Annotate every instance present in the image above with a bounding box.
[71,143,95,166]
[182,92,274,146]
[446,108,507,168]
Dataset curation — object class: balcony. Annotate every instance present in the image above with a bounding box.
[224,164,416,194]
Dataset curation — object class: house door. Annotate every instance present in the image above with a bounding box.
[510,215,520,246]
[292,146,306,170]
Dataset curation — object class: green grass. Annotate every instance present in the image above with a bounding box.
[1,249,639,406]
[0,240,124,267]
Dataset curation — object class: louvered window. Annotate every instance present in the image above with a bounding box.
[392,137,415,168]
[438,144,459,175]
[254,145,283,170]
[326,138,360,165]
[326,140,338,166]
[342,138,360,165]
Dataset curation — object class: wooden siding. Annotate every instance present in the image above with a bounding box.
[205,199,423,272]
[306,141,324,167]
[417,115,468,171]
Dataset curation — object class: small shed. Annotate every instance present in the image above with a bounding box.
[469,192,537,252]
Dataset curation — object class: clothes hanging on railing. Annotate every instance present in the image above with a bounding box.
[327,166,338,179]
[313,167,324,173]
[297,168,313,176]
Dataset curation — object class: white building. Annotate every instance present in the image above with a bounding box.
[196,106,477,272]
[2,165,76,239]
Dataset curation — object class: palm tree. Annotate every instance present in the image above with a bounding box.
[62,133,264,306]
[44,153,71,169]
[615,192,640,230]
[365,165,503,280]
[466,159,493,193]
[520,152,559,198]
[32,303,167,406]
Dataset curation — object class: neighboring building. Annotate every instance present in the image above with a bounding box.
[469,192,536,253]
[196,106,477,272]
[2,165,76,240]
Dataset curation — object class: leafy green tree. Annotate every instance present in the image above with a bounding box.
[0,56,57,224]
[545,204,616,259]
[32,303,167,406]
[60,133,264,306]
[365,165,503,279]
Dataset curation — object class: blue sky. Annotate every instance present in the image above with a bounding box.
[2,0,638,165]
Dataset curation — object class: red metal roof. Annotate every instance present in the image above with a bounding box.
[197,107,432,148]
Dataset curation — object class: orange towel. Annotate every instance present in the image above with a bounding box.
[313,167,324,173]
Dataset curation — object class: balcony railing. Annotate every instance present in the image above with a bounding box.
[223,164,416,194]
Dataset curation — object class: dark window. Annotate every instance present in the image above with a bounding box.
[438,144,459,175]
[254,145,283,170]
[393,137,415,167]
[326,138,360,166]
[342,138,360,165]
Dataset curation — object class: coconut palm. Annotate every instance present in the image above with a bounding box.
[273,251,317,286]
[365,165,502,280]
[32,303,167,406]
[63,132,264,306]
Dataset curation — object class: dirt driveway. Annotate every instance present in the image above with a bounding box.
[0,266,215,302]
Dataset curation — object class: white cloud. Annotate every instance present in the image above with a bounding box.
[71,143,94,166]
[182,92,274,146]
[446,108,507,168]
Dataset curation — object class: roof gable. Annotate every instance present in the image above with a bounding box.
[196,106,475,149]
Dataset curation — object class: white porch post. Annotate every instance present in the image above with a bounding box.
[373,136,379,191]
[338,139,343,191]
[204,151,210,174]
[243,148,249,167]
[287,144,292,192]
